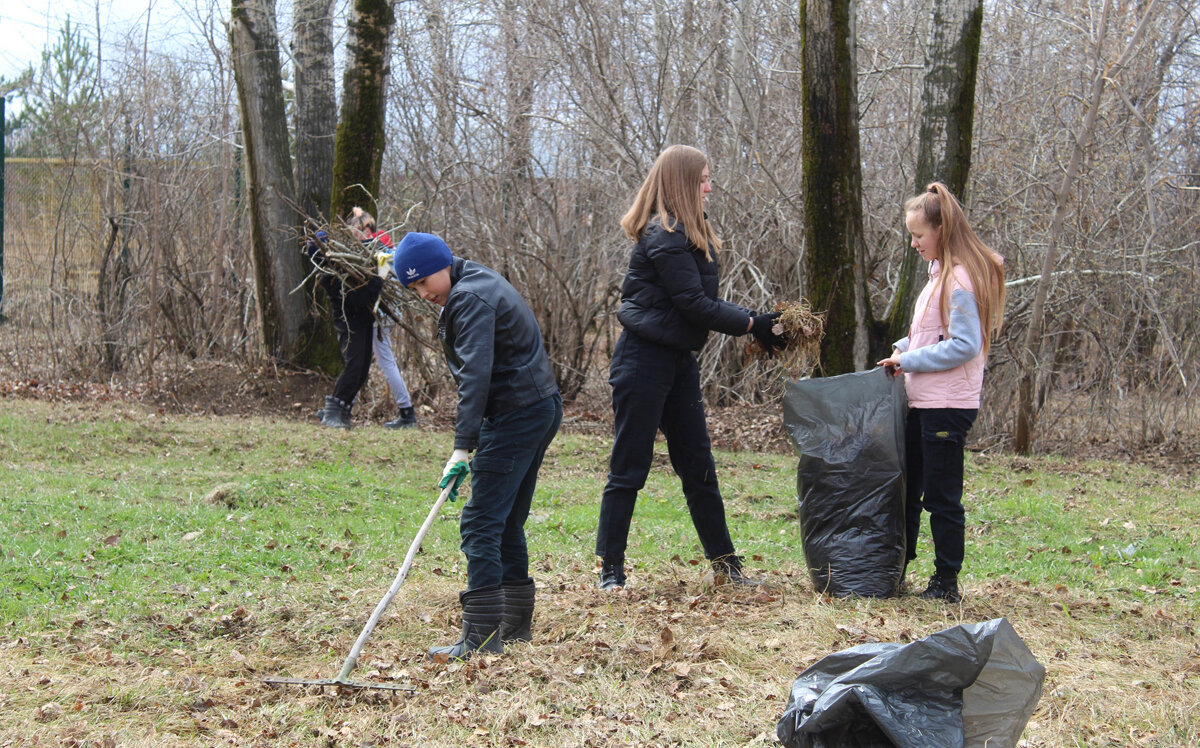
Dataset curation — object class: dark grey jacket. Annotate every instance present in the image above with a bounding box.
[616,217,752,351]
[440,258,559,451]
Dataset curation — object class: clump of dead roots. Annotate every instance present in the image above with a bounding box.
[745,299,825,376]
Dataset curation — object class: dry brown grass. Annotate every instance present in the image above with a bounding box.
[743,301,826,380]
[3,559,1198,746]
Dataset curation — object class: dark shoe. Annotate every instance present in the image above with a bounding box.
[711,555,763,587]
[598,560,626,590]
[384,406,418,429]
[499,578,535,643]
[429,586,504,661]
[319,395,351,429]
[919,572,961,603]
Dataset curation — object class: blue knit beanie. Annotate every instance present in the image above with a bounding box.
[393,232,453,287]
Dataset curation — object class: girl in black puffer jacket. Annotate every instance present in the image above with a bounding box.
[595,145,785,590]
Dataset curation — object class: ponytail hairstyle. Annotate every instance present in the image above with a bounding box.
[347,206,377,233]
[620,145,721,260]
[905,182,1006,354]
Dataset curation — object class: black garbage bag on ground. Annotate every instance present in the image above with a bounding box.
[783,368,907,597]
[777,617,1045,748]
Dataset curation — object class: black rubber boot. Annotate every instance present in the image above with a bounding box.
[428,586,504,661]
[920,571,961,603]
[319,396,351,429]
[598,559,626,590]
[384,406,418,429]
[499,578,535,643]
[711,554,763,587]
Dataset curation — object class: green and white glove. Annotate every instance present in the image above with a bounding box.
[439,448,471,501]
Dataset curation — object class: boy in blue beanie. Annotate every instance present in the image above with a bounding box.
[393,232,561,660]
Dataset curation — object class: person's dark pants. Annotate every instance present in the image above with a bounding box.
[595,331,736,564]
[331,315,374,405]
[904,407,978,575]
[461,393,563,591]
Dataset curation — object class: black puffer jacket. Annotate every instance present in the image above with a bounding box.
[616,217,752,351]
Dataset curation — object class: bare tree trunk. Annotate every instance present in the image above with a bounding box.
[883,0,983,353]
[293,0,337,225]
[800,0,870,374]
[1012,0,1161,453]
[291,0,342,373]
[229,0,306,361]
[330,0,395,220]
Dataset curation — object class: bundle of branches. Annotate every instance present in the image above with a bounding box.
[300,223,412,325]
[745,300,826,375]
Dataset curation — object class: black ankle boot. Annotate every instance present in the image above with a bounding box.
[919,572,961,603]
[429,586,505,661]
[499,578,535,643]
[711,555,762,586]
[598,559,626,590]
[384,406,418,429]
[319,395,352,429]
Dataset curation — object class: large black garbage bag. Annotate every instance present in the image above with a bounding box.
[783,368,907,597]
[777,617,1045,748]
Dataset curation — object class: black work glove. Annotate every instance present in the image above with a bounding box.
[749,312,786,356]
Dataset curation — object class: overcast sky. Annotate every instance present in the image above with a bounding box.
[0,0,228,88]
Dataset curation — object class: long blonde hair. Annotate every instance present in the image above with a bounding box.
[905,182,1005,354]
[620,145,721,260]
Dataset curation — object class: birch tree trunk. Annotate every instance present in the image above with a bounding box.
[883,0,984,351]
[1012,0,1161,453]
[800,0,870,374]
[229,0,305,361]
[330,0,395,220]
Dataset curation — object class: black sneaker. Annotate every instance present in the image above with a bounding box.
[599,560,626,590]
[919,573,961,603]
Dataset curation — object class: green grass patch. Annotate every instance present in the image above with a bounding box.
[1,397,1198,746]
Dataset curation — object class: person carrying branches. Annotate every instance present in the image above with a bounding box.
[346,207,418,430]
[305,208,385,429]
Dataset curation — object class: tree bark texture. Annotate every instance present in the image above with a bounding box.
[800,0,870,375]
[292,0,337,226]
[883,0,983,353]
[330,0,395,221]
[229,0,306,361]
[291,0,342,373]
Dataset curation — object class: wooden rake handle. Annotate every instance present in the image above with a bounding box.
[335,480,458,681]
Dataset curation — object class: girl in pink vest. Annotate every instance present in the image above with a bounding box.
[877,183,1005,602]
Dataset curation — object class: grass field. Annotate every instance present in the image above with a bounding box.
[1,397,1198,746]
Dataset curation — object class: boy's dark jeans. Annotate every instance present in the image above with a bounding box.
[904,407,978,575]
[461,394,562,591]
[595,331,736,564]
[331,316,374,405]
